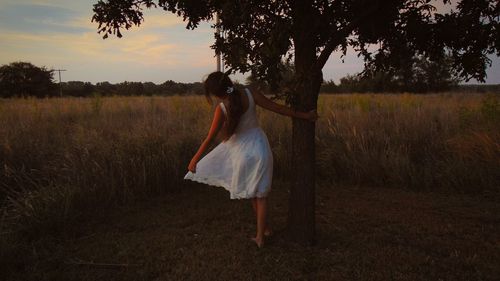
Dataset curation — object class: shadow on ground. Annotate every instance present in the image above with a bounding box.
[4,181,500,281]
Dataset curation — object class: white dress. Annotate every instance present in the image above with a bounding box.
[184,88,273,199]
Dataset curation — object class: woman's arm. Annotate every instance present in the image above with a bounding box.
[188,105,225,173]
[251,89,317,121]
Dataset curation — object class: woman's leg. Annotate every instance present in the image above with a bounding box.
[251,197,272,237]
[252,197,267,247]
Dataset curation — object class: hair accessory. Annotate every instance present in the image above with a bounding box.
[226,86,234,94]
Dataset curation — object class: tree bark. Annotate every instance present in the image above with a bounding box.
[286,1,323,244]
[286,68,322,245]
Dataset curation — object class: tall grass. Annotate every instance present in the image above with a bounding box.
[0,93,498,242]
[0,96,207,240]
[316,93,499,191]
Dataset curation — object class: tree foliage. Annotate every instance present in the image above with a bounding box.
[93,0,499,89]
[0,62,56,98]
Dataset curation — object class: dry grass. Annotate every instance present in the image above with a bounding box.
[316,93,499,191]
[0,93,499,280]
[0,96,209,237]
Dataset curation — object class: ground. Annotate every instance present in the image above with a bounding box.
[5,181,500,281]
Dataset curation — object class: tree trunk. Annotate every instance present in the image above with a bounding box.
[286,2,323,244]
[286,74,321,245]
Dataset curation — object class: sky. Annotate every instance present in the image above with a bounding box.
[0,0,499,85]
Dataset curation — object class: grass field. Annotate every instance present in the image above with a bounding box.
[1,93,499,280]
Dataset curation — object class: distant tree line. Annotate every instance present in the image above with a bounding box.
[61,80,204,97]
[321,77,500,94]
[0,62,206,98]
[321,55,464,93]
[1,61,498,98]
[452,84,500,93]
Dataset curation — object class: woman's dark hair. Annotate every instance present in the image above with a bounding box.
[204,71,244,140]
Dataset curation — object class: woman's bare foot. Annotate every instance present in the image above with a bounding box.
[251,237,264,248]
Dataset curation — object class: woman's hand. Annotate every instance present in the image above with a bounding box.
[188,158,197,173]
[302,109,318,122]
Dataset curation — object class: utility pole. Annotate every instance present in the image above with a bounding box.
[215,13,224,72]
[54,69,67,97]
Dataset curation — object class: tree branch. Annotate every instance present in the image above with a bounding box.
[314,1,381,70]
[315,23,355,70]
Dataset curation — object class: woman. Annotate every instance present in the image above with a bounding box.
[184,71,317,248]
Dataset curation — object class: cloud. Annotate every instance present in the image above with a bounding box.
[0,2,89,33]
[0,1,216,83]
[143,13,185,28]
[0,30,201,66]
[0,0,220,82]
[0,0,215,63]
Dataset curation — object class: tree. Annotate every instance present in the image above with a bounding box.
[409,54,461,92]
[320,79,339,93]
[245,60,295,98]
[332,54,461,93]
[95,81,117,96]
[92,0,500,245]
[0,62,56,98]
[62,81,95,97]
[116,81,145,96]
